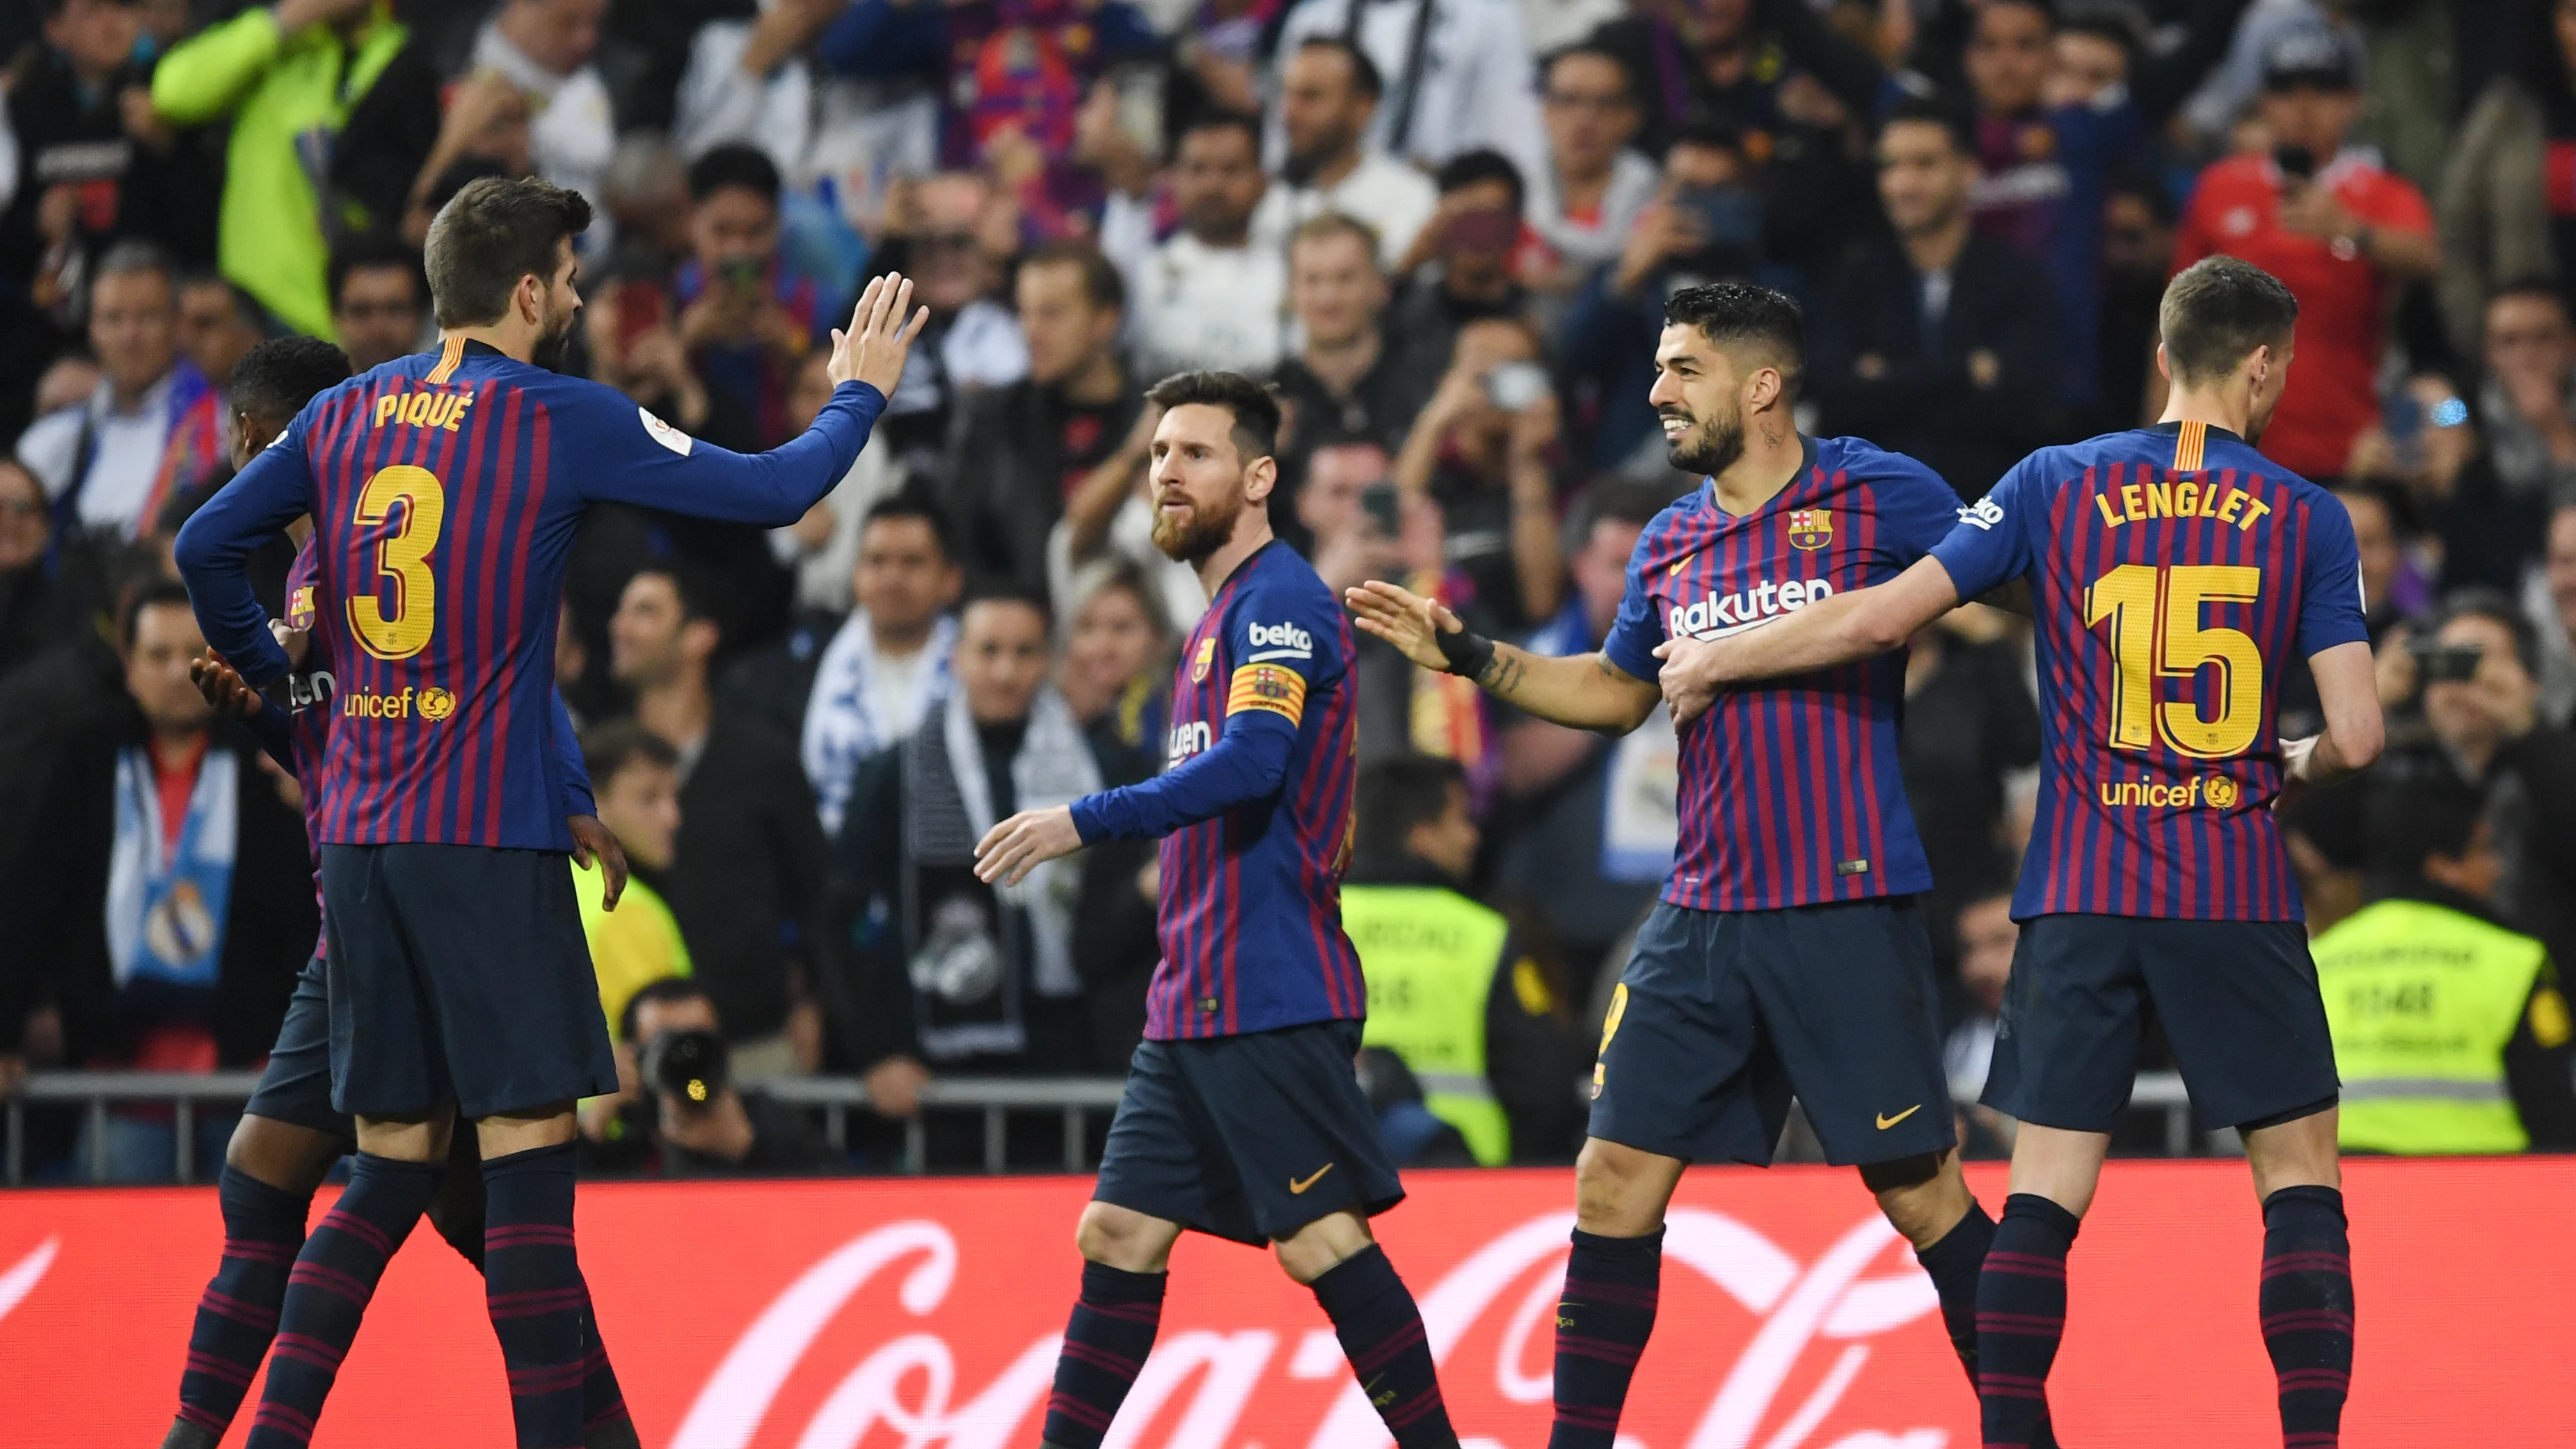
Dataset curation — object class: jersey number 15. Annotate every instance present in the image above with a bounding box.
[2084,562,2264,760]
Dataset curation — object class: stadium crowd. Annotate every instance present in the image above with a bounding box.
[1,0,2575,1180]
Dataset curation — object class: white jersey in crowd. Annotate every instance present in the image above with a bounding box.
[17,368,184,539]
[1269,0,1548,182]
[1527,149,1661,276]
[474,19,617,240]
[1248,151,1440,269]
[1113,226,1289,380]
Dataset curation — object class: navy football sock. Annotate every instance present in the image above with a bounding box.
[1921,1203,2059,1449]
[2260,1185,2354,1449]
[483,1141,589,1449]
[241,1153,440,1449]
[172,1167,310,1439]
[577,1274,638,1449]
[1312,1245,1458,1449]
[1041,1260,1166,1448]
[1548,1226,1662,1449]
[1977,1193,2078,1449]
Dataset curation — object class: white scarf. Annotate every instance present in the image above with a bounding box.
[106,746,239,991]
[804,612,956,836]
[939,687,1099,1001]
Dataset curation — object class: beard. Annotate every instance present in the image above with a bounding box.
[1663,399,1746,477]
[1150,486,1245,565]
[531,300,579,373]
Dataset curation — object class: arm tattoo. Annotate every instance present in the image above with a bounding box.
[1479,649,1525,697]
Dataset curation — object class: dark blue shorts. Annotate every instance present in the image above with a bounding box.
[1983,914,2339,1134]
[1589,899,1956,1167]
[320,843,617,1119]
[1094,1018,1404,1246]
[242,953,356,1139]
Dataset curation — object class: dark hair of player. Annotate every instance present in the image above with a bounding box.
[1021,239,1127,315]
[861,490,956,564]
[1145,370,1283,466]
[1664,281,1806,391]
[2158,256,2300,386]
[1356,752,1466,867]
[230,336,354,425]
[423,175,595,329]
[686,143,783,207]
[581,718,681,793]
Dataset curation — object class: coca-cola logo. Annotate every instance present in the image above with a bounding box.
[673,1210,1948,1449]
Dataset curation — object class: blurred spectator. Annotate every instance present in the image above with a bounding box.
[2316,775,2576,1153]
[574,720,694,1040]
[839,586,1147,1075]
[1111,111,1285,379]
[580,976,842,1177]
[1393,315,1564,629]
[797,496,964,836]
[2479,282,2576,503]
[1271,213,1431,517]
[1941,886,2018,1158]
[1344,752,1589,1164]
[1585,0,1877,161]
[2094,171,2180,434]
[471,0,618,227]
[326,232,429,374]
[941,241,1143,596]
[0,582,313,1181]
[1811,100,2058,501]
[595,132,694,281]
[1488,480,1672,986]
[2534,502,2576,725]
[765,352,909,612]
[585,268,761,453]
[1963,0,2247,415]
[19,244,226,542]
[2,0,207,329]
[0,461,67,677]
[674,143,848,446]
[1271,0,1547,176]
[609,563,834,1081]
[1057,558,1174,759]
[2170,28,2437,481]
[2348,372,2538,598]
[2437,0,2576,365]
[1250,38,1440,270]
[397,71,537,248]
[1559,122,1756,473]
[2333,477,2420,635]
[668,0,846,173]
[1900,608,2041,965]
[1527,44,1657,287]
[175,275,260,406]
[1389,150,1533,386]
[1299,437,1401,598]
[870,171,1031,468]
[148,0,434,339]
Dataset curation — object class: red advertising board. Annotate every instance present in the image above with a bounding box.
[1,1158,2566,1446]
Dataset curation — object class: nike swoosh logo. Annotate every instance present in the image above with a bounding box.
[1875,1104,1923,1130]
[1289,1163,1335,1194]
[1668,556,1690,576]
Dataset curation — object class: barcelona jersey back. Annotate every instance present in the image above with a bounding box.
[1930,420,2368,920]
[1145,541,1365,1040]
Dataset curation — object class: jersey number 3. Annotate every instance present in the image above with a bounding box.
[2085,562,2263,759]
[347,464,446,660]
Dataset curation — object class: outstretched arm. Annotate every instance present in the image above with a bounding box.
[973,715,1297,886]
[1657,555,1964,724]
[1345,580,1660,731]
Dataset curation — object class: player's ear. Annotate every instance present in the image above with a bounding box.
[1243,454,1278,505]
[2245,344,2272,393]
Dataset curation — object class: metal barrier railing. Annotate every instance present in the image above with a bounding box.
[3,1070,2202,1185]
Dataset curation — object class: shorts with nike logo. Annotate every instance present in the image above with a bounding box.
[1093,1018,1404,1245]
[1590,899,1955,1167]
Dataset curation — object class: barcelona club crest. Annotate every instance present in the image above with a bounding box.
[1191,637,1217,683]
[1787,508,1833,551]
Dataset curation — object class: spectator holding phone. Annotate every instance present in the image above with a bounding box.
[1388,150,1536,384]
[1392,315,1564,629]
[673,143,849,446]
[2170,29,2437,480]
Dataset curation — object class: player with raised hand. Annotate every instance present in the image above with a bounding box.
[173,177,923,1449]
[1348,283,2050,1449]
[1661,257,2383,1448]
[975,372,1465,1449]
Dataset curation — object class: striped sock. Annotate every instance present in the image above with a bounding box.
[1977,1193,2078,1449]
[171,1168,311,1439]
[1311,1245,1458,1449]
[2260,1185,2354,1449]
[577,1274,639,1449]
[241,1153,440,1449]
[1040,1261,1166,1448]
[482,1142,588,1449]
[1548,1226,1662,1449]
[1920,1205,2061,1449]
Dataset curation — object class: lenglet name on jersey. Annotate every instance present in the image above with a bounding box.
[2092,477,2273,532]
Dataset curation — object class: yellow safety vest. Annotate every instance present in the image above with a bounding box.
[1343,883,1513,1166]
[2314,898,2548,1155]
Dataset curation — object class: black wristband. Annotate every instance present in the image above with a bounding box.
[1432,624,1496,681]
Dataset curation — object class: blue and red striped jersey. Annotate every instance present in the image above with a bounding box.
[1930,420,2368,921]
[1602,436,1960,911]
[177,338,882,851]
[1071,541,1365,1040]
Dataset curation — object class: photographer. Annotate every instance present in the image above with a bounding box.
[580,977,839,1178]
[1390,317,1564,630]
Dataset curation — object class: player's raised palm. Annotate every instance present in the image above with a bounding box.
[829,272,932,395]
[1344,578,1467,673]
